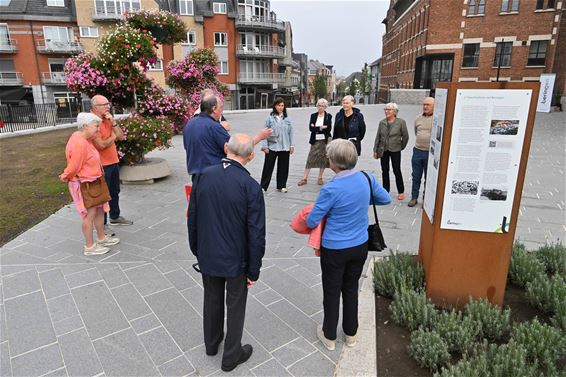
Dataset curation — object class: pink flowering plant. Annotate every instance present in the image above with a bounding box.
[125,9,187,45]
[97,24,157,67]
[115,116,174,165]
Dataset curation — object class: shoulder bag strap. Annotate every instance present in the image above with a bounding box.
[361,171,380,226]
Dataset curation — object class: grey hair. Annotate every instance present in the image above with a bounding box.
[317,98,328,108]
[385,102,399,114]
[200,94,218,114]
[227,134,254,158]
[342,95,354,104]
[200,88,215,99]
[76,112,102,129]
[326,139,358,170]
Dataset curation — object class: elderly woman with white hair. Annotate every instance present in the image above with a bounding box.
[332,95,366,156]
[373,102,409,201]
[298,98,332,186]
[59,112,120,256]
[306,139,390,351]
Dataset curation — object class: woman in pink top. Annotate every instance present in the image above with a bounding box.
[59,113,119,256]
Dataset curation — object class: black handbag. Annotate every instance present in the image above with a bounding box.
[361,171,387,251]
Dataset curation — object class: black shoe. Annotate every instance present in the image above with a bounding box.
[221,344,253,372]
[206,346,218,356]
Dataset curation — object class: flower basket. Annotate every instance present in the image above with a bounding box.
[125,9,187,45]
[116,116,174,165]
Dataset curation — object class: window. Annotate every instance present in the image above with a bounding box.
[462,43,480,67]
[148,60,163,71]
[468,0,486,15]
[213,2,227,14]
[536,0,555,9]
[501,0,519,12]
[94,0,141,15]
[214,32,227,46]
[0,24,9,44]
[527,40,548,66]
[184,31,196,45]
[43,26,71,42]
[47,0,65,6]
[493,42,512,67]
[0,0,11,5]
[219,60,228,74]
[179,0,194,15]
[79,27,99,38]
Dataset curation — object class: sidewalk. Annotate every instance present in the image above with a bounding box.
[0,105,564,376]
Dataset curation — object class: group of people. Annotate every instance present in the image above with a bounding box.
[60,88,436,373]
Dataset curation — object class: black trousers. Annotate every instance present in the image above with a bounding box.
[320,242,368,340]
[260,150,290,190]
[202,273,248,366]
[103,163,121,224]
[380,150,404,194]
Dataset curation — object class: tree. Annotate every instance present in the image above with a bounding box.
[313,74,328,101]
[359,63,370,95]
[336,81,347,98]
[347,80,358,97]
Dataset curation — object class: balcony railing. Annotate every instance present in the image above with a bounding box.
[42,72,67,85]
[235,15,285,31]
[238,72,285,84]
[36,40,83,54]
[236,45,285,59]
[283,75,300,87]
[0,72,23,85]
[0,39,17,53]
[92,4,140,21]
[278,57,299,68]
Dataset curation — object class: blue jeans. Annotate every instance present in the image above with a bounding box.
[411,148,429,200]
[103,163,121,223]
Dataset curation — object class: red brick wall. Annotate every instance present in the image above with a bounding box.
[203,15,236,85]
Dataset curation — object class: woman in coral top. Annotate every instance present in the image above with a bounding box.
[59,113,119,256]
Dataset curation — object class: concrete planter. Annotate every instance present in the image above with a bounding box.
[120,157,171,184]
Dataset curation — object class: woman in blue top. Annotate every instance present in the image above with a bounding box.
[260,98,295,193]
[306,139,390,350]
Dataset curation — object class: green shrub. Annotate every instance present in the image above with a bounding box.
[373,252,424,298]
[535,243,566,279]
[390,288,438,331]
[509,243,546,288]
[526,274,566,314]
[464,298,511,341]
[551,298,566,332]
[511,318,566,375]
[433,309,479,354]
[409,328,451,371]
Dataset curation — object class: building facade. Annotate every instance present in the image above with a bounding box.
[307,59,335,105]
[381,0,564,105]
[368,58,381,104]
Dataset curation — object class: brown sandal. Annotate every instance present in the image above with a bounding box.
[317,178,324,185]
[297,179,308,186]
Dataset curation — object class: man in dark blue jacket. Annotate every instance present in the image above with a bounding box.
[188,133,266,372]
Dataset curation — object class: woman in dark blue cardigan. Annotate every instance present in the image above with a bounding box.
[297,98,332,186]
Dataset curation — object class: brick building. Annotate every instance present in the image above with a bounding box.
[381,0,564,107]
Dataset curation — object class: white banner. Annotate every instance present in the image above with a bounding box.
[537,73,556,113]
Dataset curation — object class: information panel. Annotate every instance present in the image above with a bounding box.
[423,88,448,223]
[440,89,532,233]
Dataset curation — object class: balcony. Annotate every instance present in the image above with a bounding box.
[283,75,300,88]
[0,39,17,53]
[42,72,67,85]
[91,5,139,21]
[238,72,285,85]
[0,72,23,86]
[278,57,299,68]
[236,45,285,59]
[235,15,285,32]
[36,40,83,54]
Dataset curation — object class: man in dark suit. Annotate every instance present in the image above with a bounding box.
[188,133,266,372]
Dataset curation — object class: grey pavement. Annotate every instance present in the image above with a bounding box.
[1,104,564,376]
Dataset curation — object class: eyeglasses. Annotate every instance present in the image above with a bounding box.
[384,108,394,111]
[95,103,111,107]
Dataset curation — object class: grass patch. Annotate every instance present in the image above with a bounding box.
[0,128,75,245]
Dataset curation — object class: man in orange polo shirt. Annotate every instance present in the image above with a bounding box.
[91,95,133,228]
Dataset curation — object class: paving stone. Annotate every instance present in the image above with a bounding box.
[53,315,84,337]
[65,268,103,289]
[71,281,129,340]
[13,242,60,259]
[0,251,50,265]
[47,294,79,322]
[110,283,151,320]
[272,337,317,367]
[180,285,203,316]
[58,328,103,377]
[96,265,129,288]
[158,355,195,377]
[93,328,158,376]
[46,239,85,256]
[139,326,183,366]
[1,238,26,249]
[251,358,291,377]
[98,251,153,264]
[0,341,11,377]
[39,268,70,300]
[11,342,64,377]
[261,267,321,316]
[154,261,182,274]
[184,344,221,376]
[164,268,196,291]
[287,351,335,376]
[254,288,283,306]
[16,230,67,248]
[131,313,161,334]
[4,291,56,356]
[43,366,68,376]
[124,264,173,296]
[155,242,193,261]
[0,265,34,277]
[267,298,320,343]
[145,288,202,352]
[2,268,41,300]
[0,305,7,343]
[240,330,272,369]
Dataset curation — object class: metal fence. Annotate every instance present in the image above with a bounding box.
[0,100,90,133]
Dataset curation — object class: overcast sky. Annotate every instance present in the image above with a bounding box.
[270,0,389,77]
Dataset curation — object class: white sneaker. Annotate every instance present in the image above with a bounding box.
[345,334,357,347]
[84,243,110,256]
[317,325,335,351]
[97,236,120,247]
[278,188,288,193]
[104,224,115,237]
